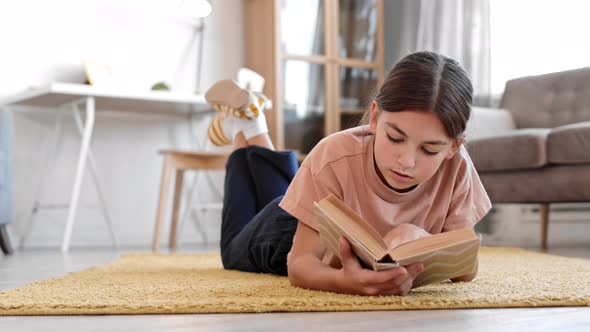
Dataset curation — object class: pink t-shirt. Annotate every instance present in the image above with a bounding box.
[279,125,492,237]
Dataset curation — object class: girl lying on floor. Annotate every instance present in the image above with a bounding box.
[204,51,491,296]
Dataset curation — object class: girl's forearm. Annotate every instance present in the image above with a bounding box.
[287,253,350,293]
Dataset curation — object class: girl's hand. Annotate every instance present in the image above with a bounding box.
[337,237,424,296]
[384,223,431,250]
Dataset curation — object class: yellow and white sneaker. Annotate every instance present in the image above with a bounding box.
[205,80,269,146]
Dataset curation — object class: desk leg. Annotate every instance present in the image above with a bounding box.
[72,106,118,249]
[62,97,95,252]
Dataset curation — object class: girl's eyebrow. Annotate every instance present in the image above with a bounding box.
[385,122,449,146]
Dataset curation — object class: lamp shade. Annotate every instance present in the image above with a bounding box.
[182,0,212,18]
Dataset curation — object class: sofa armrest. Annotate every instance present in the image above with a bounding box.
[465,107,516,140]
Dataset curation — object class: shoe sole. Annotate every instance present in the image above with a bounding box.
[205,80,250,110]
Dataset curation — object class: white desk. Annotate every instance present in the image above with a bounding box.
[0,83,210,114]
[0,83,212,252]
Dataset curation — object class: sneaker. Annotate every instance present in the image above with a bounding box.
[205,80,269,146]
[205,79,263,120]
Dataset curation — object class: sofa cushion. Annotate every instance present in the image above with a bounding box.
[467,129,551,172]
[465,107,516,140]
[547,121,590,164]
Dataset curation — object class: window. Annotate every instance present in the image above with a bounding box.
[490,0,590,94]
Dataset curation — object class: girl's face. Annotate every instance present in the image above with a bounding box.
[369,101,460,192]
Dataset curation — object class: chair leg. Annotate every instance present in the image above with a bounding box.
[153,158,173,252]
[540,203,550,251]
[169,169,185,251]
[0,225,13,255]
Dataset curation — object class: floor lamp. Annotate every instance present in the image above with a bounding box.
[182,0,212,93]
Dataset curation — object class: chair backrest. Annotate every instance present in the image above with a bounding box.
[500,67,590,128]
[0,111,13,225]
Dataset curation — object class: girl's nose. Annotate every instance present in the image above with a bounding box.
[396,148,416,169]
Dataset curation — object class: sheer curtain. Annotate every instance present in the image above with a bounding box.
[489,0,590,95]
[384,0,492,105]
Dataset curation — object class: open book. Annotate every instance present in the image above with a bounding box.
[313,194,480,288]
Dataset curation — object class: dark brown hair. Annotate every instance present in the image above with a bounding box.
[361,51,473,139]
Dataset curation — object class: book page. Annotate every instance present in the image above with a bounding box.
[389,228,477,259]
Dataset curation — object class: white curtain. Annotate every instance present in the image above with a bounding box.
[385,0,492,105]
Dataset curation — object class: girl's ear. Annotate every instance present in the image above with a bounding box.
[445,137,464,160]
[369,100,380,134]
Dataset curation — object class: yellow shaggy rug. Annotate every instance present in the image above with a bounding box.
[0,247,588,315]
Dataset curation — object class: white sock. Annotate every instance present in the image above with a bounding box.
[209,110,268,146]
[224,110,269,141]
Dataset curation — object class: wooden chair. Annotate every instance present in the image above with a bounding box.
[152,150,229,252]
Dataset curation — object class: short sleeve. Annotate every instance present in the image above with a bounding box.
[279,164,342,230]
[443,155,492,231]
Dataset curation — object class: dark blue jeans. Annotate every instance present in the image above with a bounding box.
[220,145,299,276]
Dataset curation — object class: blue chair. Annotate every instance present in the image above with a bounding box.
[0,110,13,254]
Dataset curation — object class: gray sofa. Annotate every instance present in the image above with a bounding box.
[467,67,590,250]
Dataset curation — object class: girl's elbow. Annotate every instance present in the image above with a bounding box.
[287,264,299,286]
[288,272,304,288]
[286,253,305,287]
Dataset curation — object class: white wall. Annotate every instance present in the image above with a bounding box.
[0,0,244,248]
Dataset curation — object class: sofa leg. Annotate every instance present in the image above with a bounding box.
[540,203,550,251]
[0,224,13,255]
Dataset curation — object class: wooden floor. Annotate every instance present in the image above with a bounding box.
[1,245,589,331]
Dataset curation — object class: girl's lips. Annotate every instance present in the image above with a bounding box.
[390,170,414,183]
